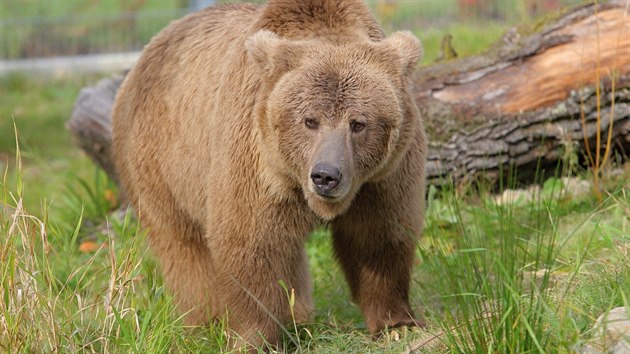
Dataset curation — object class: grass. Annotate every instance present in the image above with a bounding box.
[1,74,629,353]
[0,73,108,216]
[417,174,630,352]
[415,21,509,64]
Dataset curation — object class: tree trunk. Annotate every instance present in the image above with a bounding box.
[67,1,630,187]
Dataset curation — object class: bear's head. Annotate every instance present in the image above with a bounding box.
[247,30,422,220]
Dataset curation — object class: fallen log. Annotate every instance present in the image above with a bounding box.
[68,1,630,187]
[68,72,124,185]
[417,1,630,185]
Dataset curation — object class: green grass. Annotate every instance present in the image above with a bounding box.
[416,21,509,64]
[416,175,630,352]
[0,73,80,156]
[0,73,109,216]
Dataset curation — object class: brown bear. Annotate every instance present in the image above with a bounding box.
[112,0,427,349]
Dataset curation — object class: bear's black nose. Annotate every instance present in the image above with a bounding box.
[310,163,341,194]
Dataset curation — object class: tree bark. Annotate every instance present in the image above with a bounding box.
[67,1,630,187]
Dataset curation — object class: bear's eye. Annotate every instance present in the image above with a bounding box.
[350,120,366,133]
[304,118,319,130]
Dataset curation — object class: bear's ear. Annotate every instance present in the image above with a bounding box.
[379,31,423,77]
[246,30,302,78]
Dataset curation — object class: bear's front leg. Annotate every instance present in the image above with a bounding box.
[206,203,313,350]
[331,177,425,335]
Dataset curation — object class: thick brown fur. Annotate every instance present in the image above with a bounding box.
[112,0,427,349]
